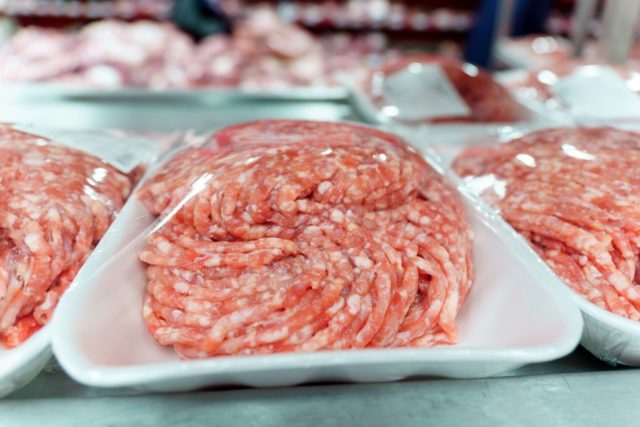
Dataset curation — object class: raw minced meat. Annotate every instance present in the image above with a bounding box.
[0,126,138,347]
[138,120,474,358]
[454,127,640,320]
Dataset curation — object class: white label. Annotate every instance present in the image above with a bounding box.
[381,63,471,121]
[551,66,640,120]
[14,125,155,173]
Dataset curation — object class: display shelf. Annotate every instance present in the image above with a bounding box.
[1,348,635,427]
[0,0,172,24]
[220,0,479,33]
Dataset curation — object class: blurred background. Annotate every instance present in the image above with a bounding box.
[0,0,593,90]
[0,0,637,131]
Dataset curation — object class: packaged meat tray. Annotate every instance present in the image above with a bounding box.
[419,125,640,365]
[496,64,640,125]
[348,55,573,144]
[52,120,581,391]
[0,125,163,397]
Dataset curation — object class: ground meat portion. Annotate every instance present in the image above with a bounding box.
[0,126,137,347]
[453,127,640,320]
[139,120,473,358]
[367,54,523,124]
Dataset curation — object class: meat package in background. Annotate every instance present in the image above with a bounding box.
[194,8,325,90]
[453,127,640,322]
[0,20,196,89]
[138,120,474,359]
[0,126,141,348]
[0,14,328,90]
[364,55,524,124]
[73,20,197,89]
[504,61,640,101]
[0,14,398,91]
[0,27,80,83]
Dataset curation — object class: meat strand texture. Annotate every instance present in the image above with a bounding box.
[0,126,137,347]
[453,127,640,320]
[139,120,474,358]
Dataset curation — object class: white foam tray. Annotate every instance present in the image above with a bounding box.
[51,147,583,391]
[0,327,51,398]
[409,128,640,366]
[0,176,158,398]
[0,198,136,398]
[0,131,184,398]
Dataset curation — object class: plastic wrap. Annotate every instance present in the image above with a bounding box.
[348,54,572,145]
[51,120,582,390]
[359,54,525,125]
[134,120,474,357]
[0,124,162,396]
[449,126,640,365]
[499,63,640,124]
